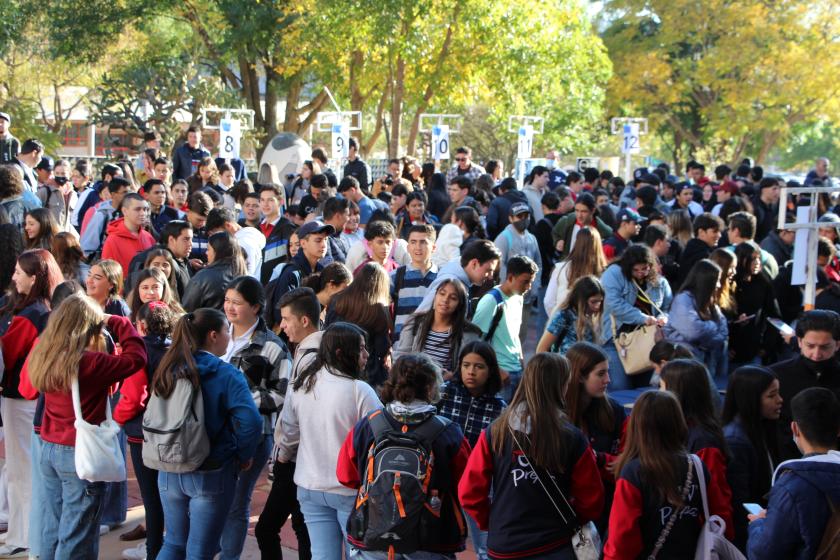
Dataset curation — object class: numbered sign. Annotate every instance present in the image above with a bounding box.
[331,123,349,159]
[432,125,450,160]
[517,125,534,159]
[219,118,241,159]
[576,157,600,173]
[622,123,640,154]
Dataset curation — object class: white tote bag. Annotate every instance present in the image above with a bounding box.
[690,455,746,560]
[71,378,126,482]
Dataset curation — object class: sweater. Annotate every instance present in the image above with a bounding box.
[276,367,381,494]
[40,316,147,446]
[101,218,156,279]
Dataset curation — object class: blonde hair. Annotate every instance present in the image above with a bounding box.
[93,259,125,296]
[28,293,105,393]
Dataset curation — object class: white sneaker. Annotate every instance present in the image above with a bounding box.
[0,544,29,558]
[121,543,146,560]
[99,525,110,536]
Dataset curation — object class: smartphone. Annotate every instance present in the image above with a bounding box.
[768,318,796,337]
[743,503,763,515]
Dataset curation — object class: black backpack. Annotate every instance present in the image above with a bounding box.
[347,410,451,554]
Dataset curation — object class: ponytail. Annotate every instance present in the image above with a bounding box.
[151,308,227,398]
[454,206,486,240]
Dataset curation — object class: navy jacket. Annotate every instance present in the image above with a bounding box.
[748,452,840,560]
[172,143,211,181]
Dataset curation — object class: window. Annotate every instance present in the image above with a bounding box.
[62,123,87,147]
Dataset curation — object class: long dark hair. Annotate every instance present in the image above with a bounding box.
[564,342,614,434]
[2,249,63,314]
[491,353,573,471]
[722,366,779,489]
[24,208,59,250]
[734,241,761,283]
[561,275,604,342]
[524,165,549,186]
[293,322,368,393]
[208,232,247,277]
[454,340,503,396]
[660,359,726,450]
[152,308,228,398]
[616,391,688,506]
[226,275,265,314]
[409,279,469,368]
[330,263,391,333]
[454,206,485,239]
[679,259,721,320]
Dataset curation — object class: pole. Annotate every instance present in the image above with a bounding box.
[323,86,341,113]
[624,152,632,182]
[803,197,819,310]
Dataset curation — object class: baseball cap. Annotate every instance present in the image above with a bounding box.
[616,207,645,223]
[0,112,10,124]
[297,220,335,238]
[509,202,531,217]
[715,180,740,196]
[818,213,840,226]
[637,173,661,187]
[35,156,54,172]
[633,167,650,181]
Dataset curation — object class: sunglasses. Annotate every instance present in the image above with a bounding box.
[455,158,466,162]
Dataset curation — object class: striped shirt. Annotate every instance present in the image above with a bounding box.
[390,263,438,341]
[423,329,451,371]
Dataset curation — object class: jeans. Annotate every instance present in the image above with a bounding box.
[129,441,164,560]
[39,441,107,560]
[28,432,44,556]
[1,397,35,548]
[502,370,523,402]
[157,461,238,560]
[465,510,488,560]
[220,434,273,559]
[603,341,631,391]
[296,487,356,560]
[255,461,311,560]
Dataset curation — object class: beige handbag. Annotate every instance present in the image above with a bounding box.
[611,280,665,375]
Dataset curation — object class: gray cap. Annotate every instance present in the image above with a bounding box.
[0,112,9,124]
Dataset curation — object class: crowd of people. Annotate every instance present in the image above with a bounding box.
[0,109,837,560]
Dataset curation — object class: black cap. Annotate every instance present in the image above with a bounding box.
[35,156,54,171]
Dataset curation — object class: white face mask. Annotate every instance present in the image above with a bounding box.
[546,159,556,170]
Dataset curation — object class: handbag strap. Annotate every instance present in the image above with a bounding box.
[71,377,113,424]
[647,454,695,560]
[632,279,665,317]
[690,453,710,521]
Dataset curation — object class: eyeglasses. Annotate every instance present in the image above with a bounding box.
[455,158,466,162]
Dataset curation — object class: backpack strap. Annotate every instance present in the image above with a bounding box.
[483,288,506,342]
[368,409,451,449]
[392,265,408,325]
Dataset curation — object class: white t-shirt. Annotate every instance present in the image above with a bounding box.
[236,226,267,279]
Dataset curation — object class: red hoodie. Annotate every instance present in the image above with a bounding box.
[100,217,155,278]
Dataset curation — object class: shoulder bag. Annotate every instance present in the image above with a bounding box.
[611,280,665,375]
[690,454,746,560]
[72,378,126,482]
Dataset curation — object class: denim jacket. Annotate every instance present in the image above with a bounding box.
[663,292,727,355]
[601,263,672,342]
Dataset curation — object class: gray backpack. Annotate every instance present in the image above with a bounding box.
[142,378,210,473]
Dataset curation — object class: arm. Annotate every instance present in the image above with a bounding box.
[225,369,263,463]
[603,478,644,560]
[179,273,205,312]
[275,387,300,462]
[81,316,148,385]
[17,352,39,400]
[696,446,734,540]
[448,436,472,489]
[494,231,510,280]
[2,316,38,374]
[471,295,496,335]
[602,268,647,327]
[336,426,361,489]
[392,316,415,361]
[457,430,494,530]
[570,445,605,522]
[668,294,724,345]
[254,347,292,415]
[112,368,148,425]
[543,262,561,313]
[747,484,800,560]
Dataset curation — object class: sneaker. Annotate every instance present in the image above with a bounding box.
[0,545,29,558]
[99,525,111,536]
[121,543,146,560]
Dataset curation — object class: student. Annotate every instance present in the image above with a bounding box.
[322,197,351,263]
[677,212,724,287]
[337,354,471,559]
[336,175,387,227]
[770,309,840,460]
[721,366,782,552]
[459,353,604,560]
[647,340,694,387]
[494,202,542,337]
[391,224,438,341]
[23,207,59,250]
[746,387,840,559]
[441,176,481,224]
[27,294,147,560]
[663,259,729,378]
[417,239,501,318]
[301,262,352,322]
[603,391,731,559]
[275,322,381,560]
[256,288,320,560]
[220,276,292,560]
[205,207,266,280]
[660,359,735,538]
[258,184,297,283]
[114,301,177,560]
[486,177,528,240]
[396,190,439,240]
[472,256,538,401]
[126,267,183,323]
[355,220,398,273]
[325,263,392,387]
[127,220,194,300]
[603,208,644,261]
[551,192,613,260]
[172,125,211,181]
[170,179,190,212]
[537,275,604,355]
[265,220,333,329]
[80,176,130,258]
[725,212,778,279]
[533,191,565,297]
[85,259,131,316]
[143,179,181,236]
[340,200,364,246]
[181,232,248,311]
[543,227,607,314]
[668,183,704,218]
[601,244,672,390]
[101,193,156,279]
[342,139,373,191]
[152,309,262,559]
[240,191,262,229]
[432,206,485,268]
[185,191,213,268]
[51,231,89,284]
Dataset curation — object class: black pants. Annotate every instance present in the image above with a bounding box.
[129,440,165,560]
[255,461,311,560]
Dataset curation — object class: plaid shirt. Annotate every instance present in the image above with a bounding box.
[437,380,506,447]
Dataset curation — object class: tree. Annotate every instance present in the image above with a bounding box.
[601,0,840,169]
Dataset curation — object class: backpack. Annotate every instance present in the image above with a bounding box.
[817,496,840,560]
[483,288,506,342]
[347,410,452,554]
[141,378,210,473]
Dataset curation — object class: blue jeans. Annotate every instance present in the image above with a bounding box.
[157,461,238,560]
[297,487,356,560]
[603,341,631,391]
[28,432,44,556]
[465,510,488,560]
[219,434,273,559]
[100,421,128,527]
[39,441,107,560]
[502,370,523,402]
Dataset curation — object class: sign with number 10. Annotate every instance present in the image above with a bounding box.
[432,125,450,160]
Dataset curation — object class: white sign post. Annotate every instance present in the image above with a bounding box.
[576,157,600,174]
[518,125,534,159]
[218,118,241,159]
[508,116,544,187]
[331,123,349,160]
[431,125,450,160]
[610,118,648,181]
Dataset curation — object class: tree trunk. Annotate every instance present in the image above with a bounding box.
[388,56,405,158]
[284,77,302,133]
[264,65,279,139]
[239,56,264,132]
[363,82,391,155]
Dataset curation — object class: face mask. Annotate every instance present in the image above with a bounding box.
[513,219,529,233]
[54,176,68,186]
[546,159,556,170]
[801,355,835,372]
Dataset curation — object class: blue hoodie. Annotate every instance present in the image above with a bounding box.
[194,351,262,466]
[747,451,840,559]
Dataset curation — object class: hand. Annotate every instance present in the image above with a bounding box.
[782,332,795,344]
[605,459,618,476]
[189,258,205,271]
[747,509,766,523]
[555,239,565,253]
[240,458,254,471]
[656,316,668,327]
[500,369,511,384]
[734,313,749,324]
[442,370,454,382]
[644,316,657,326]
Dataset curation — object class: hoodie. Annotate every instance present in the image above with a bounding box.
[486,188,528,239]
[676,237,714,287]
[748,451,840,560]
[100,217,156,278]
